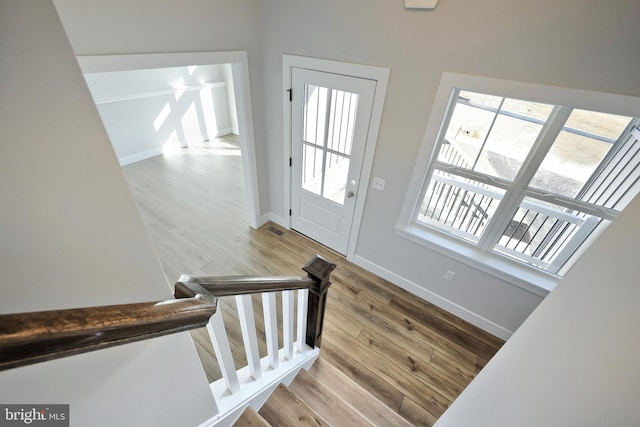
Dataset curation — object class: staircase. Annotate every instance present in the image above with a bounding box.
[0,253,430,426]
[183,253,416,427]
[235,357,412,427]
[0,255,343,427]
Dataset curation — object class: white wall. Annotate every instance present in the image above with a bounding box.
[435,192,640,427]
[53,0,268,211]
[52,0,640,336]
[0,2,215,426]
[42,1,640,421]
[255,0,640,336]
[84,65,234,165]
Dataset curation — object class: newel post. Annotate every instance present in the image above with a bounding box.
[302,254,337,348]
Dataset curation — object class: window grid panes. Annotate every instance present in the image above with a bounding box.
[417,88,639,276]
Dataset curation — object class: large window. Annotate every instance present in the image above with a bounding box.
[398,74,640,288]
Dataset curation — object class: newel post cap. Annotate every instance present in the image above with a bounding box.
[302,254,336,292]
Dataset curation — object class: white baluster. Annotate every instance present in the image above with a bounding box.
[297,288,309,353]
[262,292,279,369]
[235,294,262,380]
[283,290,294,361]
[206,305,240,393]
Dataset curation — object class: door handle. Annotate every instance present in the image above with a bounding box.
[346,191,355,198]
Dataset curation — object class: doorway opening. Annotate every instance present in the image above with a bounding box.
[78,52,260,229]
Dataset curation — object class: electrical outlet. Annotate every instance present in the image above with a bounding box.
[444,270,456,282]
[372,177,385,191]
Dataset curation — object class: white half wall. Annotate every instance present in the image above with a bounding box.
[0,2,216,426]
[435,192,640,427]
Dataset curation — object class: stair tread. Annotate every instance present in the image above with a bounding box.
[290,368,375,427]
[306,356,414,427]
[259,383,330,427]
[234,406,271,427]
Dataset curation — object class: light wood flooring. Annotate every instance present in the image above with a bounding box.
[122,136,504,425]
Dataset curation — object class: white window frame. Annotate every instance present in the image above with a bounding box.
[397,73,640,295]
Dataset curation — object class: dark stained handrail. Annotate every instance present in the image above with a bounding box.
[176,275,316,297]
[176,255,337,348]
[0,296,217,372]
[0,255,336,372]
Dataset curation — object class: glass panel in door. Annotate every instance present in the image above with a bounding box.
[301,84,359,205]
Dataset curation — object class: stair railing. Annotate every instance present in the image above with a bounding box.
[175,255,336,426]
[0,292,218,372]
[0,254,336,427]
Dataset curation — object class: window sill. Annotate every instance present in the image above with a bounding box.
[395,223,558,297]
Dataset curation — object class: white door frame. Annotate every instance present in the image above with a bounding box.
[77,51,261,229]
[282,54,390,260]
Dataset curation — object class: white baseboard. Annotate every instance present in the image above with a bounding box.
[351,255,514,340]
[215,128,234,137]
[255,211,511,338]
[258,213,288,229]
[118,147,164,166]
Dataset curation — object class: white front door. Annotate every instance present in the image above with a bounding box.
[290,67,376,254]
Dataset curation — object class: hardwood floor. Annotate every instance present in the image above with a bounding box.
[122,137,504,425]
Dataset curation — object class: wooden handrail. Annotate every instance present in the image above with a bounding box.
[176,275,316,296]
[175,255,335,297]
[175,254,337,348]
[0,255,336,372]
[0,295,216,372]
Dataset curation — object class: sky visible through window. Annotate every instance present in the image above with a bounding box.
[439,90,631,197]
